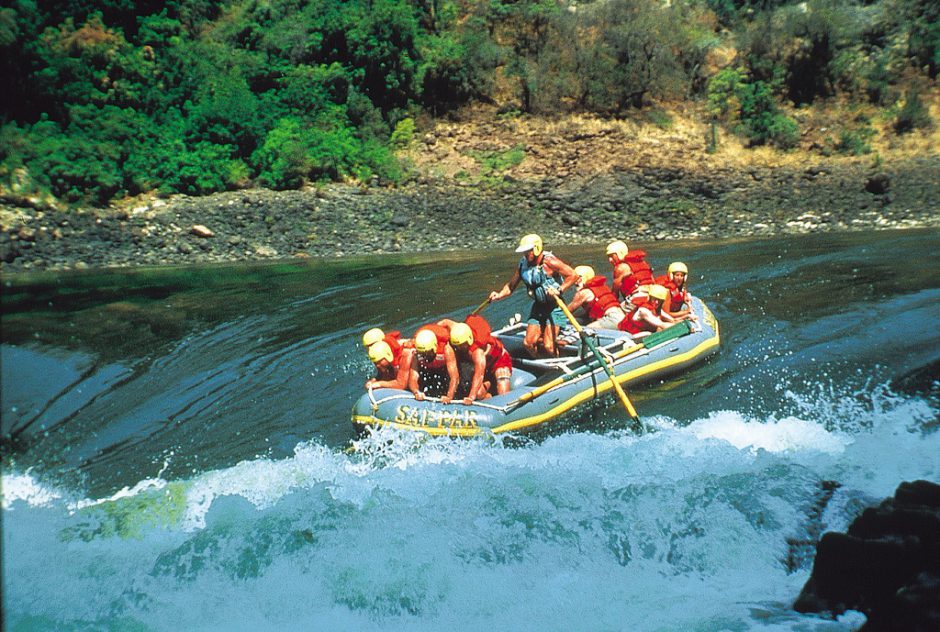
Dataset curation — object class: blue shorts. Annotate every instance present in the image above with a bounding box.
[527,301,565,327]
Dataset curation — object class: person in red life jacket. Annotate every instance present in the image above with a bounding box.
[487,233,579,358]
[362,327,414,390]
[618,284,686,338]
[566,265,628,330]
[362,327,404,359]
[606,240,656,305]
[440,316,514,405]
[363,341,410,390]
[406,324,459,403]
[654,262,698,321]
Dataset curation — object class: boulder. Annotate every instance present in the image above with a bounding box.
[865,173,891,195]
[793,480,940,631]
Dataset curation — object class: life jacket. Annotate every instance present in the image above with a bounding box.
[655,275,689,310]
[584,276,621,321]
[519,252,561,305]
[617,299,662,335]
[413,324,450,370]
[464,315,511,374]
[618,251,655,299]
[385,330,403,366]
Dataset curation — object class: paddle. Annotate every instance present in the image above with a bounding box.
[554,296,641,424]
[469,297,491,316]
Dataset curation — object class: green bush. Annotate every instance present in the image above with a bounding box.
[894,89,933,134]
[389,117,416,149]
[836,123,875,155]
[707,69,800,149]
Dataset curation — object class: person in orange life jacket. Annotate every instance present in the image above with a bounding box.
[566,265,628,330]
[618,284,686,337]
[406,324,460,403]
[488,234,579,358]
[606,240,655,305]
[654,262,698,322]
[437,315,514,405]
[362,327,414,390]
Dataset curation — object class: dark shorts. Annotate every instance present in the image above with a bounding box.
[527,301,565,327]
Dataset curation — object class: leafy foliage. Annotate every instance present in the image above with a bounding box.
[0,0,934,205]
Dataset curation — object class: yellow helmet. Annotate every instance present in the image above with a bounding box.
[414,329,438,353]
[515,233,543,256]
[574,265,595,283]
[648,284,669,302]
[450,322,474,346]
[605,240,629,259]
[368,340,393,364]
[362,327,384,347]
[668,262,689,276]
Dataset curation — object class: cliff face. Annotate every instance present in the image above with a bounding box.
[794,479,940,631]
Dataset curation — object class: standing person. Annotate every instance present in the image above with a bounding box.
[488,234,579,358]
[606,240,655,306]
[444,315,513,405]
[618,284,686,337]
[406,324,460,403]
[654,262,697,321]
[566,265,627,330]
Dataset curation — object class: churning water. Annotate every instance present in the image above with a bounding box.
[3,229,938,630]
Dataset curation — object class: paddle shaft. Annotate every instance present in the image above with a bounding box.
[554,297,640,422]
[469,297,491,316]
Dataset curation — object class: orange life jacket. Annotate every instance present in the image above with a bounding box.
[384,330,403,366]
[618,251,655,299]
[464,315,511,374]
[655,275,689,311]
[584,276,621,320]
[618,299,662,335]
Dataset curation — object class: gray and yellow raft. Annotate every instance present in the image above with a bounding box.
[351,296,720,437]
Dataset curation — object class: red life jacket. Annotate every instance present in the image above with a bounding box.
[655,275,689,310]
[385,330,403,367]
[618,251,655,299]
[617,299,662,335]
[464,315,511,374]
[584,276,621,320]
[414,324,450,370]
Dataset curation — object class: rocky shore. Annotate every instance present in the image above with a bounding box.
[2,126,938,273]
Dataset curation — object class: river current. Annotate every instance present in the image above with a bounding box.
[2,229,939,630]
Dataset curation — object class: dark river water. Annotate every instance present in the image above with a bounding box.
[2,229,938,631]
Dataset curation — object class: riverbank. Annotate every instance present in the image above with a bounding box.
[2,108,938,272]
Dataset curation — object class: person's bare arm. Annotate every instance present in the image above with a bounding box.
[442,345,459,404]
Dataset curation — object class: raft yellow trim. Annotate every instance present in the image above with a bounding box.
[353,315,720,437]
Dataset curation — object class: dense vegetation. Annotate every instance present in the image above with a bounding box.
[0,0,935,206]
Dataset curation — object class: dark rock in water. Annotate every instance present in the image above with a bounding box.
[793,479,940,631]
[865,173,891,195]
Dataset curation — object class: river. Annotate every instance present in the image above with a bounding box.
[2,229,939,630]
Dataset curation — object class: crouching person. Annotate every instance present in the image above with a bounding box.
[446,315,513,405]
[407,324,459,404]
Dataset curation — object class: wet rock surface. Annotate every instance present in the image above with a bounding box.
[1,156,937,272]
[794,479,940,631]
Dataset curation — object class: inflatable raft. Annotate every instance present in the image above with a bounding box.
[351,296,720,437]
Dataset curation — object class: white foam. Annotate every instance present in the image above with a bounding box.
[1,471,64,509]
[687,410,850,455]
